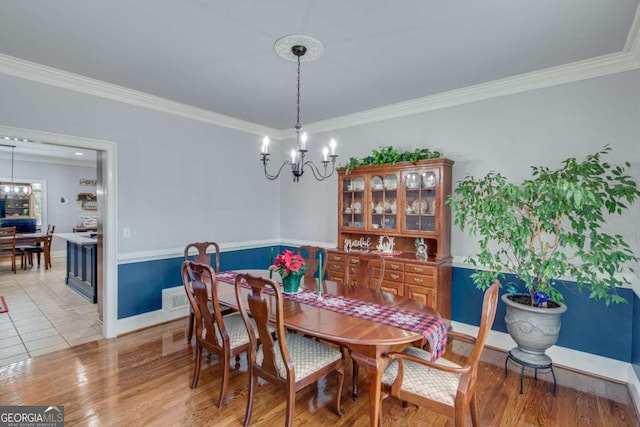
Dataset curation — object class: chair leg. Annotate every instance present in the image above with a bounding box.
[351,358,360,399]
[187,311,194,342]
[285,384,295,427]
[191,344,202,389]
[218,352,230,408]
[470,393,479,427]
[454,404,467,427]
[243,371,256,427]
[335,365,345,416]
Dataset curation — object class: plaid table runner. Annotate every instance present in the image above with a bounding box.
[216,271,447,360]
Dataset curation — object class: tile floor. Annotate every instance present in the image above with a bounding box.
[0,255,103,367]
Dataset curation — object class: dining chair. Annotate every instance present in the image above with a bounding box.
[22,225,55,270]
[234,273,345,427]
[379,281,500,427]
[184,241,230,342]
[182,260,252,408]
[296,245,327,280]
[344,251,385,291]
[0,226,18,273]
[344,251,386,393]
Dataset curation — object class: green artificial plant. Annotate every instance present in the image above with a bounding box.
[447,145,639,306]
[341,146,442,174]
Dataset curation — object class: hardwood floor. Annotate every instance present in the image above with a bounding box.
[1,318,638,426]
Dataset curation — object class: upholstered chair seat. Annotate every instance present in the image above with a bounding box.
[381,346,462,407]
[255,332,343,380]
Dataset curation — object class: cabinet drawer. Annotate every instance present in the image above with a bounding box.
[386,261,404,272]
[348,265,381,278]
[383,270,404,283]
[380,280,404,296]
[329,253,346,263]
[328,262,344,273]
[404,263,435,276]
[328,272,344,284]
[404,273,435,288]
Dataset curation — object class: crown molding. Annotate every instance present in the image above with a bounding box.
[0,53,277,138]
[1,8,639,141]
[304,50,640,135]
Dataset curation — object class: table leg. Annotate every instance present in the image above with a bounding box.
[351,351,384,427]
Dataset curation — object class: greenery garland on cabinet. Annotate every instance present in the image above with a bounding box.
[340,146,442,174]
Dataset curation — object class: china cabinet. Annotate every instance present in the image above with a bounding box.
[328,158,453,318]
[1,183,33,217]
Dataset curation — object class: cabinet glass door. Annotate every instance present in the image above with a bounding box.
[341,177,365,229]
[370,174,397,231]
[403,169,438,232]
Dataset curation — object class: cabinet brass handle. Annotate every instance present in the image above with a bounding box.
[390,264,400,270]
[333,256,342,261]
[413,277,423,283]
[391,274,400,280]
[413,267,423,273]
[333,264,342,270]
[350,259,359,264]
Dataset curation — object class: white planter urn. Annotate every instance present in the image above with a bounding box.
[502,293,567,365]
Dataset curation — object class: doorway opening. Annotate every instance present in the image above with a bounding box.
[0,125,117,338]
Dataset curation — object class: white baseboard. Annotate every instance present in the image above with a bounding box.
[116,307,188,335]
[451,321,631,382]
[629,365,640,417]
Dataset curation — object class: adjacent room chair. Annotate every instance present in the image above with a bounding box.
[297,245,327,280]
[182,261,252,408]
[184,241,227,341]
[380,281,500,427]
[0,226,18,274]
[23,224,55,270]
[344,251,385,291]
[234,273,345,427]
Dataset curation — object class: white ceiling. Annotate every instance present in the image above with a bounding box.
[0,0,639,159]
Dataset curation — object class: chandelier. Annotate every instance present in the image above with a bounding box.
[1,143,31,195]
[261,35,338,182]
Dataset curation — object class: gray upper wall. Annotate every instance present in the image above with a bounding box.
[0,69,638,271]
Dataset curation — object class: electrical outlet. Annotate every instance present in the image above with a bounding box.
[123,227,131,238]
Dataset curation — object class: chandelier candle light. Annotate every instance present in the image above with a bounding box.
[261,35,338,182]
[1,143,31,195]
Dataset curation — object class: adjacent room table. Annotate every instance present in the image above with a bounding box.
[216,269,448,427]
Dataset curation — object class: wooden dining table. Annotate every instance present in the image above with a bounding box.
[15,232,46,245]
[216,269,446,427]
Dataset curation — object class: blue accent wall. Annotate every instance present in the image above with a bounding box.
[633,291,640,378]
[117,246,280,319]
[117,250,636,363]
[452,267,634,362]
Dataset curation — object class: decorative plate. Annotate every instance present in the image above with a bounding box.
[372,176,383,190]
[352,201,363,211]
[383,175,397,190]
[374,250,404,257]
[353,178,365,191]
[422,172,436,188]
[412,199,428,214]
[381,217,395,229]
[405,173,420,189]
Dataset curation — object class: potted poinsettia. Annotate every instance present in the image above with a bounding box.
[447,145,639,363]
[270,249,307,294]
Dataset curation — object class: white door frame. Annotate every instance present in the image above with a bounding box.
[0,125,118,338]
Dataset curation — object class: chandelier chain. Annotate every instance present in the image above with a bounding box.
[296,54,302,130]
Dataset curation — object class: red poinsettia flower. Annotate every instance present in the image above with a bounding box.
[271,249,307,277]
